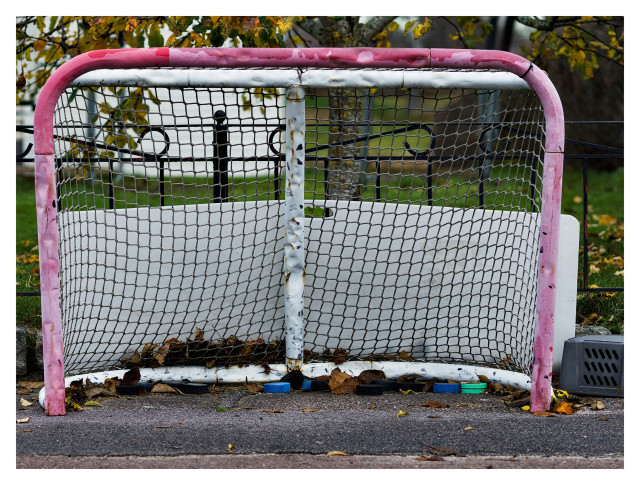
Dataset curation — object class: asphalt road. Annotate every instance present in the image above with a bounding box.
[16,385,624,468]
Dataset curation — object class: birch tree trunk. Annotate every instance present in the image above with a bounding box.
[326,87,367,200]
[297,16,396,201]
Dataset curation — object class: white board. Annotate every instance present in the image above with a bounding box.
[59,201,578,373]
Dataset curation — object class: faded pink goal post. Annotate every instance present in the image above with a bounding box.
[33,47,569,415]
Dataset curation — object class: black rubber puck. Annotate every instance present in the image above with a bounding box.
[310,380,331,391]
[116,382,154,395]
[356,384,386,396]
[280,370,305,390]
[393,381,426,392]
[371,380,395,391]
[173,383,209,394]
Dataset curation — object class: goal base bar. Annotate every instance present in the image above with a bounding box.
[38,362,531,409]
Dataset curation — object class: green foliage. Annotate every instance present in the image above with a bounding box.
[16,16,301,102]
[522,16,623,79]
[449,17,494,48]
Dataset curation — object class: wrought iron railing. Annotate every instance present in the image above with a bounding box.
[16,115,624,297]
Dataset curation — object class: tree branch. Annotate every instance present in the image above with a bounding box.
[296,17,324,43]
[360,16,397,42]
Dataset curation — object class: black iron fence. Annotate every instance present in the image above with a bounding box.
[16,117,623,297]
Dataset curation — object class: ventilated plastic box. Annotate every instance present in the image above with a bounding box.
[558,335,623,397]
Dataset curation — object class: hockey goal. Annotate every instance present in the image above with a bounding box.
[33,48,567,415]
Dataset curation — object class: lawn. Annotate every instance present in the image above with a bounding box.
[16,163,624,335]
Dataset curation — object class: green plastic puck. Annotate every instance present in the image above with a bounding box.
[460,382,487,394]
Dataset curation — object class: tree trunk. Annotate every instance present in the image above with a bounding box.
[326,87,367,200]
[297,16,395,201]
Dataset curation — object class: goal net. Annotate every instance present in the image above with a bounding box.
[34,48,566,414]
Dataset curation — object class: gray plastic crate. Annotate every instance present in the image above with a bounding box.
[558,335,623,397]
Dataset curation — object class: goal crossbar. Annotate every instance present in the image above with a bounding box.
[33,48,565,415]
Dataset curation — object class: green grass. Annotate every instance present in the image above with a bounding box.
[16,164,624,334]
[16,176,41,331]
[560,165,624,333]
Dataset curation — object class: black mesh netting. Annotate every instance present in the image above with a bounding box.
[52,70,545,375]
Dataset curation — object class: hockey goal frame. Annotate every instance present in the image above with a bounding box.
[34,47,564,415]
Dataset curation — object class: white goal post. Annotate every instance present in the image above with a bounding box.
[33,47,570,415]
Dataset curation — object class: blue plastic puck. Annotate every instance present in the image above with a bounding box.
[301,380,313,390]
[263,382,291,393]
[432,383,460,393]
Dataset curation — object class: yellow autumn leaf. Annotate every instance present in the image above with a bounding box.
[227,443,236,452]
[397,410,408,418]
[553,402,574,415]
[521,405,531,411]
[19,398,33,407]
[326,451,349,456]
[573,195,583,203]
[404,20,419,34]
[589,264,600,274]
[413,21,431,40]
[598,214,618,225]
[17,417,30,424]
[84,400,103,407]
[400,389,416,394]
[463,426,474,431]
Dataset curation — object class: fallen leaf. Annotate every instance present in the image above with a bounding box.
[532,411,556,417]
[573,195,583,203]
[264,410,284,413]
[84,401,103,407]
[421,401,449,408]
[521,405,531,411]
[64,396,83,412]
[19,398,33,407]
[227,443,235,453]
[16,417,30,424]
[150,383,180,394]
[326,451,349,456]
[428,446,458,456]
[155,426,173,429]
[85,387,117,399]
[357,370,386,384]
[416,455,445,461]
[16,382,44,394]
[477,375,490,384]
[104,378,120,394]
[487,382,505,394]
[331,377,359,395]
[328,369,354,393]
[245,383,263,393]
[121,367,141,387]
[16,430,32,433]
[302,409,318,413]
[553,402,574,415]
[397,410,408,418]
[400,389,416,394]
[463,426,474,431]
[598,214,618,225]
[369,405,377,409]
[591,401,606,410]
